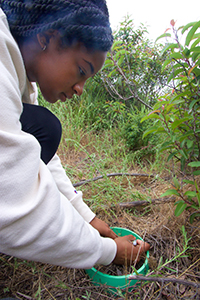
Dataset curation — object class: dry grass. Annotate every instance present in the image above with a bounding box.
[1,140,200,300]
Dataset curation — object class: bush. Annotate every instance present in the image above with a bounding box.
[123,108,161,159]
[100,16,169,110]
[142,20,200,222]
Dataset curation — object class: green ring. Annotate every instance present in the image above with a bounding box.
[85,227,149,293]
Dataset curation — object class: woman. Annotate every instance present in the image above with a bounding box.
[0,0,150,269]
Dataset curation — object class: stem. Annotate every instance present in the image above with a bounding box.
[128,275,200,289]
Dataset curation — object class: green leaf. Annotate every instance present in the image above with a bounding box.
[176,75,188,82]
[165,267,176,272]
[179,131,195,142]
[190,212,200,224]
[190,46,200,53]
[193,170,200,176]
[140,113,160,122]
[167,151,178,161]
[167,68,184,83]
[142,126,165,138]
[173,177,180,189]
[161,59,171,72]
[197,192,200,207]
[118,56,124,66]
[118,49,126,55]
[154,100,168,109]
[185,21,200,46]
[155,33,171,42]
[171,94,188,103]
[174,201,187,216]
[104,58,114,66]
[179,149,188,160]
[189,99,200,110]
[184,191,196,197]
[173,62,188,70]
[161,43,179,55]
[107,69,117,78]
[164,103,177,113]
[186,139,194,149]
[188,161,200,167]
[161,189,180,197]
[191,37,200,49]
[191,52,200,63]
[111,40,122,51]
[171,117,190,130]
[190,204,199,209]
[195,57,200,66]
[181,156,186,171]
[181,22,197,34]
[183,47,191,58]
[160,141,173,149]
[183,179,195,185]
[191,32,200,39]
[142,127,157,138]
[170,52,183,59]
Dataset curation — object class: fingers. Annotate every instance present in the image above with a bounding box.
[116,234,136,241]
[131,240,150,263]
[109,229,118,239]
[136,239,150,252]
[113,235,150,265]
[90,217,118,239]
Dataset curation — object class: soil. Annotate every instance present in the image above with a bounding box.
[96,258,145,276]
[0,146,200,300]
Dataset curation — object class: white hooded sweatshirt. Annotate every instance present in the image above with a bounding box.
[0,8,116,269]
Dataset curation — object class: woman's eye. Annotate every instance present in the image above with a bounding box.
[79,67,86,76]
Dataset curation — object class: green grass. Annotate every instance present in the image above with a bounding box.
[38,88,169,218]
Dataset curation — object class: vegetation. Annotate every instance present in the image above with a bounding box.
[0,18,200,300]
[142,20,200,223]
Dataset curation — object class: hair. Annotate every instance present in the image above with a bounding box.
[0,0,113,51]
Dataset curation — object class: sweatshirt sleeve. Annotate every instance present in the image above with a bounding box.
[29,64,96,223]
[0,10,117,268]
[47,154,96,223]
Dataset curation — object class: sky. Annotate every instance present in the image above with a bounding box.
[106,0,200,42]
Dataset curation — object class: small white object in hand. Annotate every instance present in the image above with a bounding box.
[133,240,137,246]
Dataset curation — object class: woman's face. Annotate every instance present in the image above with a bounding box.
[27,34,107,103]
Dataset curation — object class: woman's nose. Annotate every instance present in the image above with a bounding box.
[73,81,85,96]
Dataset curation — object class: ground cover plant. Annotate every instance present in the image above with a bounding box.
[0,20,200,300]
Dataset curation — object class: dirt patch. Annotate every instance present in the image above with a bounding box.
[96,257,146,276]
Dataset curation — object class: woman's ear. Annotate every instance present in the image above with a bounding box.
[37,30,60,50]
[37,33,48,51]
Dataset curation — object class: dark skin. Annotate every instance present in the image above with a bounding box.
[90,217,150,265]
[19,30,150,265]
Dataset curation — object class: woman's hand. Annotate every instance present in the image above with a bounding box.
[90,217,118,239]
[90,217,150,265]
[113,235,150,265]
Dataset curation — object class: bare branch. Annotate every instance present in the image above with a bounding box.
[119,197,175,208]
[73,173,154,187]
[129,275,200,289]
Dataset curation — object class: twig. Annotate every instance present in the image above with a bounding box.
[16,292,33,299]
[128,275,200,289]
[73,173,154,187]
[119,197,175,208]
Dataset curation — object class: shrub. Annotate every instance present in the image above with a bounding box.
[123,108,161,159]
[142,20,200,222]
